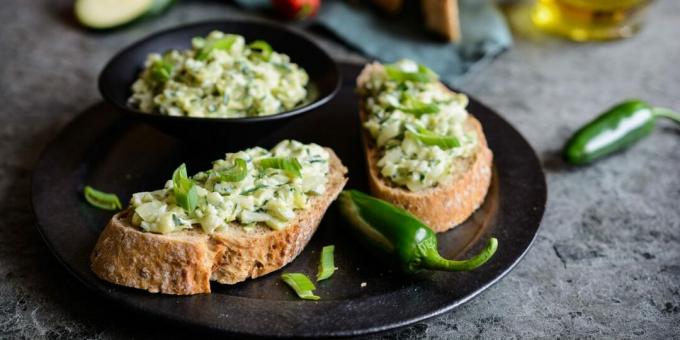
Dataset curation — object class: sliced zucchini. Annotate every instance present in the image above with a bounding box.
[75,0,175,30]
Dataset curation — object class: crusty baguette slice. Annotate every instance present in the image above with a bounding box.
[421,0,461,42]
[358,67,492,233]
[90,149,348,295]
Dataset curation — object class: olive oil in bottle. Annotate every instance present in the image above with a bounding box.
[531,0,651,41]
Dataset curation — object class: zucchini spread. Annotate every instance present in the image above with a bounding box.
[358,60,478,191]
[129,140,329,234]
[128,31,309,118]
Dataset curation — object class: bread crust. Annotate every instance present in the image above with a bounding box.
[90,149,348,295]
[358,68,492,233]
[421,0,461,42]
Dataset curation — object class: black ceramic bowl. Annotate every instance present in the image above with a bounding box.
[99,20,341,149]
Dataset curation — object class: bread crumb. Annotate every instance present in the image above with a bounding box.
[361,282,367,288]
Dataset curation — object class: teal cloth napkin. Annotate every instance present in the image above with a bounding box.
[234,0,512,85]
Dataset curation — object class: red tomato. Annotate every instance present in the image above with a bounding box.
[271,0,320,20]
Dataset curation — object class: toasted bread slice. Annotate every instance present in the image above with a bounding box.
[90,149,348,295]
[421,0,461,42]
[358,67,492,233]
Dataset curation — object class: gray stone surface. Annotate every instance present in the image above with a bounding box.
[0,0,678,338]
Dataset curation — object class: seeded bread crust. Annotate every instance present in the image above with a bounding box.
[358,66,492,233]
[90,149,348,295]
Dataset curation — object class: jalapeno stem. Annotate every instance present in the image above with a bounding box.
[653,107,680,124]
[421,238,498,272]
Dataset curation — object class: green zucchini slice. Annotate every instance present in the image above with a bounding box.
[75,0,174,30]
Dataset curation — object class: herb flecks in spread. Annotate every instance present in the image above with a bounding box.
[130,140,330,234]
[357,60,478,191]
[128,31,309,118]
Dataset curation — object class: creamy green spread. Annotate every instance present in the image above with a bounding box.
[128,31,310,118]
[129,140,329,234]
[357,60,478,191]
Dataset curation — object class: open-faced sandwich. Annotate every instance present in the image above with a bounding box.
[90,140,348,295]
[357,60,492,232]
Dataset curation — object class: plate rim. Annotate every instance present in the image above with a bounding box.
[31,61,547,338]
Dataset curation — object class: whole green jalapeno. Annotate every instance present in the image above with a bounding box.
[564,100,680,165]
[337,190,498,274]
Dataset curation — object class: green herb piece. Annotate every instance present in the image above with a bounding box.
[398,95,439,116]
[196,35,238,61]
[281,273,320,300]
[171,213,183,227]
[385,63,438,83]
[150,59,173,83]
[316,245,336,282]
[172,163,198,212]
[83,186,122,211]
[241,184,267,195]
[248,40,273,61]
[258,157,302,178]
[405,125,460,150]
[214,158,247,182]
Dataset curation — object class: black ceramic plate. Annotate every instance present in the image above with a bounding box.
[32,63,546,338]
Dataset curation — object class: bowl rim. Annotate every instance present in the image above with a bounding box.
[98,18,342,124]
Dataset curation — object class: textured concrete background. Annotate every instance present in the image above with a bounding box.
[1,0,679,338]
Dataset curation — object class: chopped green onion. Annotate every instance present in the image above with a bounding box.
[405,125,460,150]
[150,59,173,83]
[172,163,198,212]
[214,158,247,182]
[171,213,183,227]
[385,63,438,83]
[196,35,237,61]
[316,245,336,281]
[258,157,302,178]
[83,186,122,211]
[241,184,267,195]
[248,40,273,61]
[398,95,439,116]
[281,273,320,300]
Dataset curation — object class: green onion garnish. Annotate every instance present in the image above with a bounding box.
[248,40,273,61]
[316,245,336,282]
[405,125,460,150]
[214,158,247,182]
[281,273,320,300]
[196,35,237,61]
[172,163,198,212]
[241,184,267,195]
[258,157,302,178]
[385,63,438,83]
[171,213,183,227]
[150,59,173,83]
[83,186,122,211]
[398,95,439,116]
